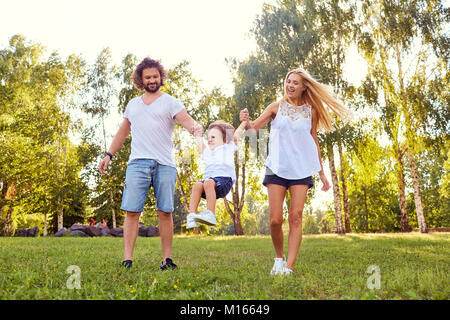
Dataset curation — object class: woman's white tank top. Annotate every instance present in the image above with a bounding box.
[264,100,322,179]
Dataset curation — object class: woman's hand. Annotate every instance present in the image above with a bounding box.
[319,172,330,191]
[240,108,250,123]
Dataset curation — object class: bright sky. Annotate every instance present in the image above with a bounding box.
[1,0,368,212]
[0,0,366,94]
[1,0,281,94]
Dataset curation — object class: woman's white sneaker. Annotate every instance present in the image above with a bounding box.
[270,256,286,275]
[282,267,293,275]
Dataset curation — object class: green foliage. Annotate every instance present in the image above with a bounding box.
[0,34,88,235]
[303,214,319,234]
[1,0,448,236]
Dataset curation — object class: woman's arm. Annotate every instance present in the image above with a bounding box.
[240,101,279,134]
[311,107,330,191]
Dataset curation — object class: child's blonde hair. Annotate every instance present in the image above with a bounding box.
[282,68,348,131]
[208,120,235,143]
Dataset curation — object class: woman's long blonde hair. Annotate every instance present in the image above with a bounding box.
[281,68,348,131]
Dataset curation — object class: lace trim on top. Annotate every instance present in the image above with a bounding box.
[278,101,311,122]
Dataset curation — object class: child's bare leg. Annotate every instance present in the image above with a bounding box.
[189,181,204,213]
[203,179,217,212]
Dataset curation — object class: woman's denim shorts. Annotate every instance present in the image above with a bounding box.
[262,167,313,189]
[120,159,176,213]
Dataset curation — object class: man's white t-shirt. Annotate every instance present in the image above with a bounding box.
[202,142,238,183]
[123,93,185,167]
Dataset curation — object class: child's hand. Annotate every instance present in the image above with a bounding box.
[193,123,204,137]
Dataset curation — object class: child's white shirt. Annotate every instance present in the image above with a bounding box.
[201,142,238,183]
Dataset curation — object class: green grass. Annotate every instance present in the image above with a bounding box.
[1,233,449,300]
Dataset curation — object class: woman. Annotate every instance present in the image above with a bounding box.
[240,68,347,275]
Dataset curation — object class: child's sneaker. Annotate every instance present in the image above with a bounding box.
[270,256,286,275]
[194,210,217,226]
[186,213,199,229]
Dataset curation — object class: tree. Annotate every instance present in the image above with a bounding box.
[82,47,118,228]
[0,35,88,235]
[357,0,448,233]
[233,0,358,234]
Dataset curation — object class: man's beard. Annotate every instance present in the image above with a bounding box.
[144,82,161,93]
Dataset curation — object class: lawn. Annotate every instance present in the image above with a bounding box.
[0,233,448,300]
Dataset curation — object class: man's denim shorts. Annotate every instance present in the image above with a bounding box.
[120,159,176,213]
[201,176,233,199]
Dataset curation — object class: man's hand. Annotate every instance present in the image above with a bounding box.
[99,156,110,175]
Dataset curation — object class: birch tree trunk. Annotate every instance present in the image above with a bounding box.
[407,149,427,233]
[395,43,426,233]
[338,141,351,233]
[109,190,117,228]
[394,144,411,232]
[327,143,345,234]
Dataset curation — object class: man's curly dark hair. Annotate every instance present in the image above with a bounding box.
[132,57,167,91]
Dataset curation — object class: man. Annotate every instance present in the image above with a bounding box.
[99,57,202,270]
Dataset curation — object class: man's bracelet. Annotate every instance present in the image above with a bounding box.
[105,152,114,160]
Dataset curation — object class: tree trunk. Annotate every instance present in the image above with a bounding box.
[223,150,246,236]
[43,213,48,236]
[0,181,8,216]
[57,197,63,231]
[328,143,345,234]
[3,207,13,236]
[338,141,351,233]
[407,149,427,233]
[363,185,369,233]
[57,135,68,231]
[234,207,244,235]
[176,168,199,235]
[109,190,117,228]
[394,43,418,233]
[394,144,411,232]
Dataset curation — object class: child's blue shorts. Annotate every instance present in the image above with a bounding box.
[201,176,233,199]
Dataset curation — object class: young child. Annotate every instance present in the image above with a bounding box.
[186,120,247,229]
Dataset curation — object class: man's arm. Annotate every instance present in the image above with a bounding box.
[99,118,131,174]
[174,109,203,135]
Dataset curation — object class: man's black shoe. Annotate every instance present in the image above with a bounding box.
[160,258,178,271]
[121,260,133,269]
